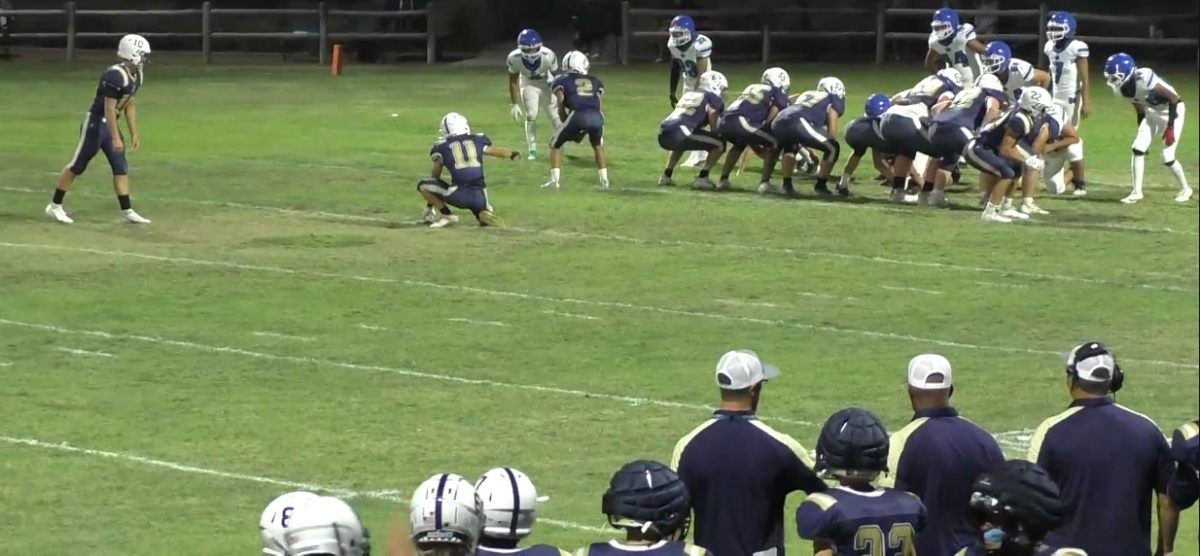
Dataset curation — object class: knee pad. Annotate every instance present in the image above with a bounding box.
[1066,141,1084,163]
[417,177,450,192]
[1131,148,1146,157]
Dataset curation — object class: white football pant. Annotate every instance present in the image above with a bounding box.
[521,82,559,151]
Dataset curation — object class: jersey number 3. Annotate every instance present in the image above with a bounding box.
[681,60,699,78]
[854,523,916,556]
[449,140,481,168]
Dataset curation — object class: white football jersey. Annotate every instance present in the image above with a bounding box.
[1112,67,1177,115]
[997,58,1035,101]
[506,47,558,89]
[668,34,713,92]
[928,24,982,83]
[1044,39,1089,100]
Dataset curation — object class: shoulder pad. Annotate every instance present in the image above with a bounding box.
[1072,40,1089,57]
[1178,422,1200,441]
[1135,68,1156,86]
[1010,59,1033,80]
[1049,550,1088,556]
[959,23,977,39]
[693,35,713,56]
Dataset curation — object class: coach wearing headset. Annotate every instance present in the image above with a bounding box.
[1026,341,1174,556]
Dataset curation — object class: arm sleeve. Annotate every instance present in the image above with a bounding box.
[669,60,681,96]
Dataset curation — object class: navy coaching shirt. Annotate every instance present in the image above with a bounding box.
[671,411,826,556]
[880,407,1004,555]
[1027,398,1173,556]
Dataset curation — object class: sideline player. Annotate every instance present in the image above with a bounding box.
[409,473,484,556]
[766,77,846,196]
[46,34,152,225]
[284,496,372,556]
[1161,420,1199,555]
[927,8,986,84]
[508,29,560,160]
[575,459,710,556]
[981,41,1051,101]
[545,51,607,189]
[716,68,790,191]
[837,93,893,195]
[956,460,1088,555]
[1103,53,1192,203]
[420,112,518,228]
[475,468,570,556]
[796,408,926,555]
[880,68,963,204]
[1044,11,1090,196]
[666,14,713,169]
[259,491,321,556]
[658,71,728,189]
[965,86,1053,223]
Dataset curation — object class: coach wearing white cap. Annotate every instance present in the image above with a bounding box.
[881,354,1004,556]
[671,350,826,556]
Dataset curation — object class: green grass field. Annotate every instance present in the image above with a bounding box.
[0,55,1197,555]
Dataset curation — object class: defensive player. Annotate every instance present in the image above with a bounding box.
[410,473,483,556]
[716,68,790,191]
[575,459,711,556]
[283,496,372,556]
[796,407,927,556]
[475,468,570,556]
[837,93,894,195]
[545,51,607,189]
[421,112,518,228]
[1044,11,1090,196]
[965,87,1053,223]
[957,460,1088,555]
[928,75,1007,207]
[46,33,152,225]
[766,77,846,196]
[1161,420,1199,555]
[928,8,986,84]
[658,71,728,190]
[880,68,963,204]
[1037,105,1087,197]
[260,491,322,556]
[981,41,1052,101]
[1103,53,1192,203]
[666,14,714,168]
[508,29,560,160]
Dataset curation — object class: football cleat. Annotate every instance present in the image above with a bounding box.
[658,175,675,187]
[430,214,459,228]
[422,207,437,224]
[1120,191,1143,204]
[756,182,777,194]
[1175,187,1193,202]
[45,204,73,224]
[716,179,733,191]
[541,179,560,189]
[1001,208,1029,220]
[527,150,537,161]
[981,208,1012,223]
[1020,202,1049,215]
[121,209,150,224]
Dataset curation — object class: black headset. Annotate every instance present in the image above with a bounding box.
[1065,342,1124,394]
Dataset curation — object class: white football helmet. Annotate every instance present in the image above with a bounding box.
[937,68,964,88]
[409,473,483,555]
[817,77,845,98]
[475,468,540,540]
[697,71,728,96]
[975,74,1003,93]
[260,491,322,556]
[439,112,471,138]
[1018,86,1053,114]
[562,50,590,75]
[284,497,371,556]
[117,34,150,66]
[761,67,790,93]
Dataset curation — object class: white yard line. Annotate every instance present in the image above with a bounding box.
[973,281,1027,289]
[354,323,389,331]
[447,318,508,327]
[1,245,1194,370]
[0,435,609,534]
[715,299,778,308]
[0,361,11,367]
[53,347,114,358]
[797,291,857,302]
[542,310,602,321]
[881,286,943,295]
[252,331,314,342]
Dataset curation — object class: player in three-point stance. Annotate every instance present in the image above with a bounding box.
[508,29,560,160]
[879,68,963,205]
[420,112,518,228]
[46,34,152,225]
[544,51,608,189]
[666,14,714,169]
[1015,104,1080,215]
[927,75,1006,215]
[766,77,847,197]
[657,71,728,190]
[927,8,986,84]
[981,41,1051,102]
[1103,53,1192,204]
[837,93,895,196]
[1043,11,1090,196]
[716,68,790,192]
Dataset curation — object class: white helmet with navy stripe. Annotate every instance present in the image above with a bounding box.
[1018,86,1053,115]
[284,496,371,556]
[260,491,322,556]
[697,71,728,96]
[475,468,542,540]
[117,34,151,66]
[761,67,790,93]
[439,112,471,139]
[817,76,846,98]
[562,50,590,75]
[975,74,1003,93]
[409,473,483,555]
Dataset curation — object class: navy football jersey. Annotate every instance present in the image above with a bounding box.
[1169,421,1200,548]
[478,545,571,556]
[89,64,142,117]
[553,74,604,113]
[776,90,845,128]
[662,90,724,131]
[955,544,1088,555]
[573,541,709,556]
[895,75,960,109]
[724,83,790,127]
[795,487,926,556]
[430,134,492,188]
[932,87,1006,130]
[977,109,1034,151]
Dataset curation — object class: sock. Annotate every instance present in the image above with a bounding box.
[838,174,850,189]
[1131,155,1144,194]
[719,173,730,181]
[663,167,674,178]
[1022,196,1035,205]
[52,188,67,205]
[439,206,452,215]
[1167,161,1189,190]
[1000,197,1013,210]
[698,169,710,179]
[550,168,561,183]
[1071,177,1086,190]
[524,120,537,151]
[891,176,905,190]
[598,168,608,181]
[118,194,132,211]
[426,203,433,209]
[922,180,935,193]
[978,190,989,206]
[782,177,794,191]
[814,177,828,190]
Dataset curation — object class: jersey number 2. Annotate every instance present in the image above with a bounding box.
[449,141,481,168]
[681,60,699,78]
[854,523,916,556]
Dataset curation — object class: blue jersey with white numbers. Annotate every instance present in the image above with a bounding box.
[553,74,604,113]
[478,544,570,556]
[430,134,492,188]
[896,75,961,109]
[933,88,1006,130]
[575,541,710,556]
[796,487,926,556]
[776,90,845,127]
[662,90,724,131]
[724,83,790,127]
[88,64,142,117]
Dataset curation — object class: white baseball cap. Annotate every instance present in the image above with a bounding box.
[907,354,952,389]
[1062,342,1117,382]
[715,350,779,390]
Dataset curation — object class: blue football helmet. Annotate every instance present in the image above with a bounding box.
[517,29,542,61]
[1104,53,1137,87]
[931,8,960,41]
[982,41,1012,75]
[668,15,696,48]
[1046,11,1077,42]
[864,93,891,118]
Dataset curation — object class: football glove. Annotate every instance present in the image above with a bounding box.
[1164,126,1176,146]
[510,103,523,122]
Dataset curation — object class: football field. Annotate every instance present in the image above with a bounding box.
[0,56,1197,554]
